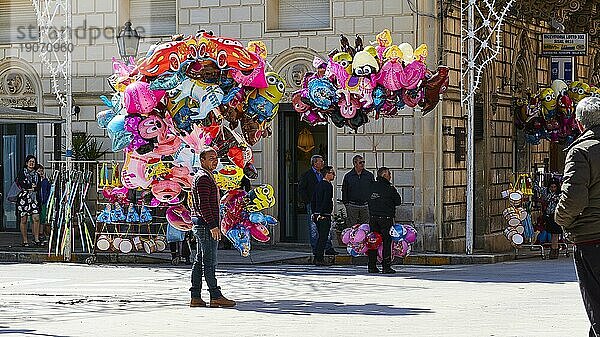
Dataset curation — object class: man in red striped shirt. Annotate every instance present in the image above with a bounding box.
[189,148,236,308]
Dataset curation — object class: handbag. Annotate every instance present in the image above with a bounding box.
[7,181,22,203]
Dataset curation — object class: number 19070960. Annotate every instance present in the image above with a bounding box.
[20,42,74,52]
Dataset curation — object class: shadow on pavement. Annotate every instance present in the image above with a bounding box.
[0,329,69,337]
[224,259,578,284]
[400,259,578,284]
[236,299,433,316]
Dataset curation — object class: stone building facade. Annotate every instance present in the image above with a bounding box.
[4,0,596,253]
[440,2,600,252]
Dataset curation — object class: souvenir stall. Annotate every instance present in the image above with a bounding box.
[92,32,281,260]
[507,79,596,257]
[290,28,449,259]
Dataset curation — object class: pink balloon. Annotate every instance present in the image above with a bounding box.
[166,204,192,231]
[246,221,270,242]
[350,227,366,244]
[230,52,268,88]
[124,81,165,114]
[341,228,352,244]
[403,225,417,243]
[358,223,370,232]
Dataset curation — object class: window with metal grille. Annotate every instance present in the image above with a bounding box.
[267,0,331,31]
[129,0,176,37]
[474,101,484,140]
[0,0,39,44]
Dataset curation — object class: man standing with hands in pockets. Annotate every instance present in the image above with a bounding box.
[189,148,236,308]
[342,155,374,227]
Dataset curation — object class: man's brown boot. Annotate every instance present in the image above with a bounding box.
[210,296,236,308]
[190,297,207,307]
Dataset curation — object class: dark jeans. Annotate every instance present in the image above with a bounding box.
[307,204,333,253]
[368,216,393,267]
[189,217,222,300]
[574,244,600,337]
[314,217,332,262]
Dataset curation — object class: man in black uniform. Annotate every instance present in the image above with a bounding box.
[367,167,402,274]
[311,166,336,266]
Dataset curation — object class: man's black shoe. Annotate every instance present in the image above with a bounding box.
[325,249,339,256]
[382,267,396,274]
[368,266,381,273]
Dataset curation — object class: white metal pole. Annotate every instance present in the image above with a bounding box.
[465,0,475,255]
[64,0,73,261]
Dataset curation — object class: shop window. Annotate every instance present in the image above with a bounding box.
[267,0,331,31]
[0,0,39,44]
[129,0,176,37]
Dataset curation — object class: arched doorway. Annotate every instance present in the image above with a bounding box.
[271,48,329,243]
[0,59,59,231]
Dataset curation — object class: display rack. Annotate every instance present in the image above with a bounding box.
[86,161,169,264]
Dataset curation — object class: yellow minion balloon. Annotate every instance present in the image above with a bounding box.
[333,52,353,75]
[245,184,276,212]
[247,71,285,123]
[539,88,557,115]
[569,81,590,104]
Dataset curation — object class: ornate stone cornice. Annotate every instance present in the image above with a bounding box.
[505,0,600,40]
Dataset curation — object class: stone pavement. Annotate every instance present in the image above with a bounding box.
[0,258,590,336]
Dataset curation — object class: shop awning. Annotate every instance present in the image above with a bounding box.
[0,106,63,124]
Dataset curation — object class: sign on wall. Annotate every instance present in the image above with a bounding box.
[542,34,587,56]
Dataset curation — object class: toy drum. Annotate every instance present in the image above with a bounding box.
[143,239,157,254]
[502,208,521,226]
[119,238,133,254]
[503,228,523,245]
[96,235,111,251]
[154,236,167,252]
[514,225,525,234]
[508,190,523,206]
[510,233,524,245]
[112,237,122,251]
[132,236,143,251]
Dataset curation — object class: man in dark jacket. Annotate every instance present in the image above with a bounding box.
[555,97,600,336]
[342,155,375,227]
[298,155,337,255]
[189,148,235,308]
[368,167,402,274]
[311,165,336,266]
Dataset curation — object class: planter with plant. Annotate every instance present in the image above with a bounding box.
[64,132,107,161]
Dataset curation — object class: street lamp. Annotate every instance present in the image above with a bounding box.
[117,21,141,61]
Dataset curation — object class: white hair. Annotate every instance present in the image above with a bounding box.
[575,97,600,129]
